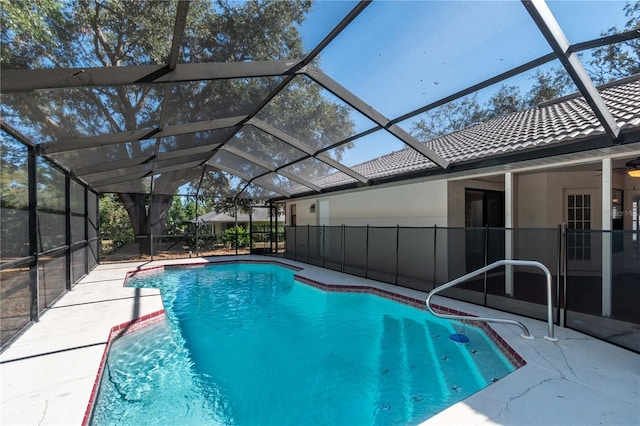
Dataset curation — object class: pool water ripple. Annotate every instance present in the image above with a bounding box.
[91,263,515,425]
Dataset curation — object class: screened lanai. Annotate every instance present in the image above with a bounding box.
[2,0,640,349]
[3,0,640,198]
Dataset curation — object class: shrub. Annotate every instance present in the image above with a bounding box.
[221,226,249,248]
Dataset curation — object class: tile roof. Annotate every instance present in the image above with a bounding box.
[294,74,640,192]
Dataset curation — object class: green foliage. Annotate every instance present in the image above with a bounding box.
[164,197,205,235]
[165,197,188,235]
[251,223,283,243]
[411,1,640,142]
[588,1,640,83]
[0,136,29,210]
[485,84,527,118]
[36,157,66,212]
[221,226,249,248]
[99,193,133,250]
[411,94,487,140]
[0,0,66,66]
[1,136,29,256]
[1,0,352,238]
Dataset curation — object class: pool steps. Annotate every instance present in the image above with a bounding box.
[426,259,558,341]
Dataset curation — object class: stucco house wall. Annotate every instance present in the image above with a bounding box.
[286,167,638,232]
[286,180,448,227]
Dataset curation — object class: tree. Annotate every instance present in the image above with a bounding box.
[164,196,203,235]
[99,193,133,251]
[486,85,526,118]
[588,1,640,84]
[410,2,639,142]
[529,67,577,107]
[1,0,354,253]
[0,135,29,257]
[220,226,249,249]
[0,0,67,66]
[411,94,487,141]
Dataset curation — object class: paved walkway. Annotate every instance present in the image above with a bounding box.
[1,256,638,425]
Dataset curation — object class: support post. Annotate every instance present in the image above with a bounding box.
[341,224,345,273]
[505,172,515,296]
[195,195,200,257]
[307,224,310,263]
[249,205,253,253]
[432,225,437,290]
[65,173,72,290]
[601,158,612,316]
[322,224,326,268]
[270,201,274,254]
[395,224,400,285]
[558,224,566,327]
[483,225,489,306]
[83,184,89,276]
[365,224,370,278]
[28,147,39,321]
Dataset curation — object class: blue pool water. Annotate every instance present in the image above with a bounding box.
[91,263,515,425]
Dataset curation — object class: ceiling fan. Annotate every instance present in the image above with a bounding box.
[626,157,640,178]
[591,157,640,177]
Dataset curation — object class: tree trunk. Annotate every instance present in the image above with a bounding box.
[119,193,174,255]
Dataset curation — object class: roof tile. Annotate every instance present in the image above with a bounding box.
[289,76,640,193]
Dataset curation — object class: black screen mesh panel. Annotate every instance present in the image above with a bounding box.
[397,227,436,292]
[307,226,322,267]
[38,254,66,310]
[284,227,296,260]
[70,181,85,244]
[324,227,344,272]
[89,239,98,270]
[294,226,309,264]
[366,227,398,284]
[566,230,602,316]
[9,86,161,140]
[0,265,31,347]
[226,126,308,169]
[37,211,66,252]
[164,78,283,126]
[48,140,156,173]
[209,150,271,180]
[37,158,66,252]
[256,74,375,148]
[343,227,367,278]
[1,134,29,261]
[486,228,560,322]
[435,228,485,305]
[72,246,86,284]
[158,130,232,153]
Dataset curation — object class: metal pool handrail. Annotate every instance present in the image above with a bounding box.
[426,259,558,341]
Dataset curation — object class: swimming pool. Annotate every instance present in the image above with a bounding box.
[91,262,517,425]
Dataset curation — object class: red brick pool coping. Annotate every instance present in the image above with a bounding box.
[84,258,526,424]
[82,310,165,426]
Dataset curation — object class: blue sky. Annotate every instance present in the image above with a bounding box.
[298,1,633,167]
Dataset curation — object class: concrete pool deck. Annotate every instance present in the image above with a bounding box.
[1,255,638,426]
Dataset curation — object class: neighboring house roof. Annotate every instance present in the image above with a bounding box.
[298,74,640,192]
[193,209,284,224]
